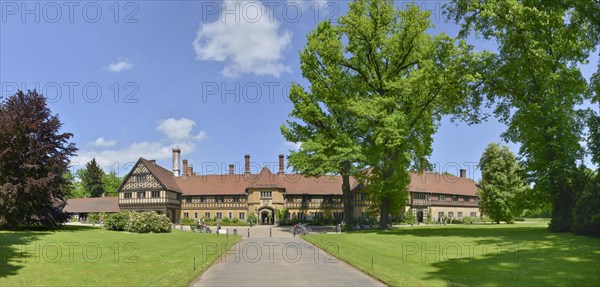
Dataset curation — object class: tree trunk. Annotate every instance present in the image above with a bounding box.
[379,196,391,229]
[550,182,573,232]
[341,162,354,226]
[548,160,573,232]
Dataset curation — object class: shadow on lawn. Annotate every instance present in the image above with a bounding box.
[0,225,96,278]
[423,235,600,286]
[346,225,600,286]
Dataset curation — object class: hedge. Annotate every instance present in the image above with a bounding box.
[105,211,171,233]
[105,212,131,231]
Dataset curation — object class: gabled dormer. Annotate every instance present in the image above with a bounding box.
[117,158,182,222]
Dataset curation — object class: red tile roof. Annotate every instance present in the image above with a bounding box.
[140,158,477,197]
[64,197,120,213]
[140,158,182,193]
[409,173,479,196]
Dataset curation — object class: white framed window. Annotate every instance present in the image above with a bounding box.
[439,194,446,201]
[194,212,198,219]
[448,212,454,218]
[228,212,232,219]
[260,191,272,198]
[204,212,210,219]
[216,212,222,219]
[458,212,463,218]
[183,212,189,219]
[470,212,477,217]
[239,212,245,220]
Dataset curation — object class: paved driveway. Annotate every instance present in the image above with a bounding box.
[191,235,385,287]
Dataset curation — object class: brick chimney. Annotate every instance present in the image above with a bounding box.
[182,160,188,176]
[278,154,284,174]
[244,154,250,174]
[460,169,466,178]
[172,147,181,177]
[149,160,156,165]
[187,165,193,176]
[229,164,234,175]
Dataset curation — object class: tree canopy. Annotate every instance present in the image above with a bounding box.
[478,143,528,223]
[447,0,600,232]
[0,90,77,228]
[284,0,483,228]
[65,167,122,199]
[81,158,106,198]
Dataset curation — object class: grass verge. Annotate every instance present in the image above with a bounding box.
[304,220,600,286]
[1,225,239,286]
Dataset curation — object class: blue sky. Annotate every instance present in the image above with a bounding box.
[1,0,598,180]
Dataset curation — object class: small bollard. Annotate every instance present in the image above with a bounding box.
[247,228,250,238]
[270,227,272,237]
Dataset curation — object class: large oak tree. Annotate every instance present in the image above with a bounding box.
[284,0,482,229]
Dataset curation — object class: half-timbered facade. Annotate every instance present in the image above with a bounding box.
[111,149,480,224]
[116,159,182,223]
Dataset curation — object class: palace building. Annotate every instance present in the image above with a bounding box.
[67,148,480,224]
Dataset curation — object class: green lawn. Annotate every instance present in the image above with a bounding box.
[304,220,600,287]
[1,225,239,286]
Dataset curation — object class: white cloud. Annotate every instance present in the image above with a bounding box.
[75,118,206,173]
[106,59,133,73]
[156,118,208,142]
[193,0,292,77]
[90,137,117,148]
[73,142,197,174]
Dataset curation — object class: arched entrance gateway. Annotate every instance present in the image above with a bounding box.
[257,207,275,225]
